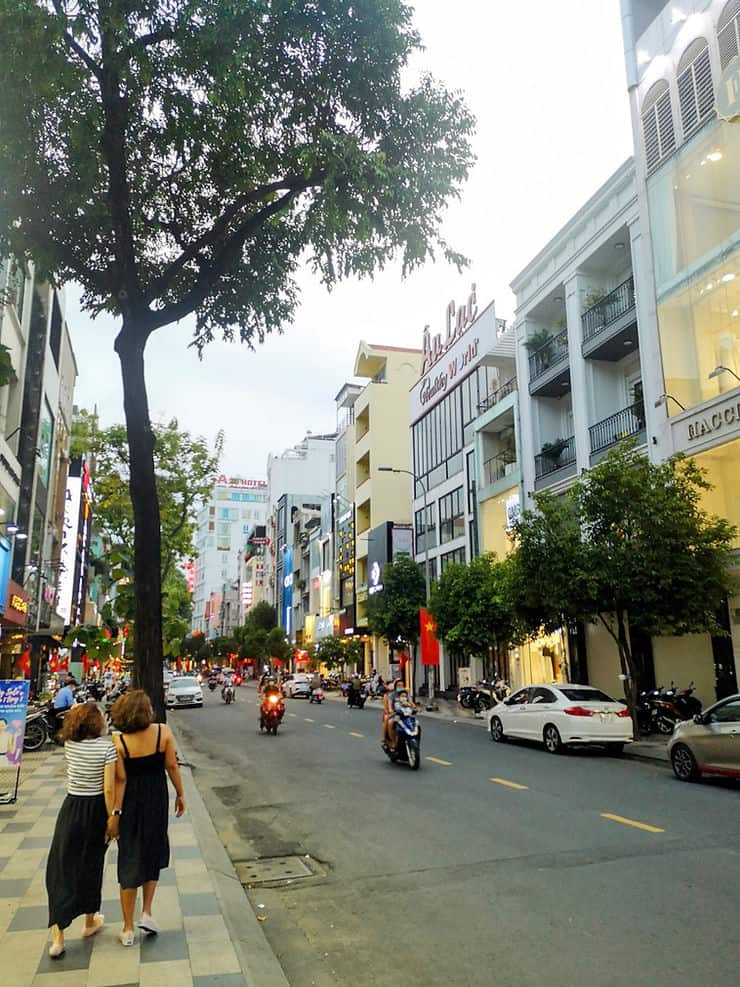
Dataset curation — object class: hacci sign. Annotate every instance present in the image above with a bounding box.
[716,55,740,123]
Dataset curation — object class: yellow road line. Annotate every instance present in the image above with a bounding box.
[490,777,529,790]
[600,812,664,833]
[426,756,452,766]
[304,717,315,723]
[323,724,335,730]
[349,731,365,738]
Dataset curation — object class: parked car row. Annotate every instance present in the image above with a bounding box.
[485,682,740,783]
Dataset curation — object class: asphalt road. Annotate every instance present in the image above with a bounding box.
[173,685,740,987]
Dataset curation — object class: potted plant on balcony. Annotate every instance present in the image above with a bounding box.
[631,382,645,430]
[499,429,517,474]
[524,328,554,368]
[541,438,567,463]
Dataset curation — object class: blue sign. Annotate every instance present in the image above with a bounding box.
[0,679,30,770]
[0,538,12,616]
[283,547,293,634]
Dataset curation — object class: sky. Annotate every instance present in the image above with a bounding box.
[67,0,634,477]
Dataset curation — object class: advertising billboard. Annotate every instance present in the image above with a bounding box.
[56,475,82,623]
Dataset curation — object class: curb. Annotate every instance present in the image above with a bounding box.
[172,722,290,987]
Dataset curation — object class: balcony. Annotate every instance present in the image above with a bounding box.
[589,401,646,461]
[581,277,638,361]
[528,329,571,398]
[482,455,518,488]
[534,435,577,488]
[478,376,517,415]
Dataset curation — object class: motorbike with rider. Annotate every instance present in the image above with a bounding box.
[260,679,285,734]
[382,680,421,770]
[221,670,235,704]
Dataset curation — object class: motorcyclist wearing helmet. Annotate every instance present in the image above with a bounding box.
[381,679,405,752]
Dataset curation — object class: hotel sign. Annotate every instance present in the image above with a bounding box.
[716,55,740,123]
[216,475,267,488]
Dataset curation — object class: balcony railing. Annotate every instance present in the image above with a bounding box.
[483,456,506,486]
[589,401,645,454]
[478,376,517,415]
[534,435,576,480]
[581,276,635,344]
[528,328,569,382]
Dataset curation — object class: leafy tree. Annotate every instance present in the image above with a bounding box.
[430,554,517,676]
[367,556,426,653]
[266,627,292,665]
[64,625,120,665]
[315,636,349,672]
[246,601,278,633]
[0,1,473,716]
[511,442,736,721]
[210,636,239,659]
[161,571,193,658]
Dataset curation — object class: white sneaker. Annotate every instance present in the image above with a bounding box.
[138,913,160,935]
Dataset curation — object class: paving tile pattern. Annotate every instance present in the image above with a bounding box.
[0,748,246,986]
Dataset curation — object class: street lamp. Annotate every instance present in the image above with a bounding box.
[708,365,740,383]
[654,393,686,412]
[378,466,435,708]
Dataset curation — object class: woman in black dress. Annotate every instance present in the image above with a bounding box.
[109,690,185,946]
[46,703,117,958]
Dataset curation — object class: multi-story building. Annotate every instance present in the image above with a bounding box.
[409,287,515,691]
[266,433,336,635]
[617,0,740,700]
[511,161,654,694]
[330,383,364,645]
[192,474,268,638]
[0,260,77,680]
[349,342,423,672]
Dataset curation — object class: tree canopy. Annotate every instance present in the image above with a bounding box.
[367,556,426,652]
[511,442,736,711]
[430,554,518,671]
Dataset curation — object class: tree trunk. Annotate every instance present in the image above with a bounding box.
[616,609,639,738]
[115,329,165,721]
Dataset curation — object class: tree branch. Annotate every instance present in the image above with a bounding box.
[145,173,325,305]
[148,183,311,331]
[50,0,103,81]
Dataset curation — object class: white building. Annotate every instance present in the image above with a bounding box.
[192,474,268,638]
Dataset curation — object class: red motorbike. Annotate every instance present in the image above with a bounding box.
[260,692,285,735]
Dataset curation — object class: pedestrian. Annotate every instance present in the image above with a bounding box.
[109,690,186,946]
[45,703,117,959]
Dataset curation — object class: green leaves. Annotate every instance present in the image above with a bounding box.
[367,555,426,649]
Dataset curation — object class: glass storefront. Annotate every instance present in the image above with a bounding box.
[693,435,740,549]
[648,119,740,414]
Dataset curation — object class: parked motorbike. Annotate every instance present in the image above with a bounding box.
[308,686,325,704]
[637,687,684,735]
[23,708,49,751]
[260,693,285,734]
[222,684,235,704]
[662,681,702,720]
[383,702,421,770]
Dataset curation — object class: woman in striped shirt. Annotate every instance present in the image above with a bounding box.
[45,703,118,958]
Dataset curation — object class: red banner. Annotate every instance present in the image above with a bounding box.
[419,609,439,666]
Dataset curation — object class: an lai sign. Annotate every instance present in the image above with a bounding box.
[716,55,740,123]
[421,284,479,374]
[410,299,500,423]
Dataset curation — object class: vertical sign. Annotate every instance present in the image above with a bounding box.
[56,475,82,623]
[0,679,30,804]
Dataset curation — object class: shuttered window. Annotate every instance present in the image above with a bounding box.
[677,40,714,138]
[641,81,675,173]
[718,0,740,69]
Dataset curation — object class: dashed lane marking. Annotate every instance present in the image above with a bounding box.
[349,732,364,738]
[323,724,336,730]
[426,756,452,766]
[304,717,315,723]
[288,713,297,717]
[601,813,664,833]
[490,777,529,791]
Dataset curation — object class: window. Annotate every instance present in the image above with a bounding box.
[531,688,557,704]
[439,487,464,544]
[718,1,740,69]
[641,80,676,173]
[559,687,616,703]
[507,689,531,706]
[440,547,465,571]
[677,39,714,139]
[414,504,437,555]
[709,699,740,723]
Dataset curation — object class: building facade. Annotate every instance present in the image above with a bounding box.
[409,287,515,691]
[192,475,268,638]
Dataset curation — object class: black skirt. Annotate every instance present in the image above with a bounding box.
[46,794,108,929]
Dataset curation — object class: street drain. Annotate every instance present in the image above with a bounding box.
[235,855,315,886]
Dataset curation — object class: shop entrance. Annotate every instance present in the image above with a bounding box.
[713,598,738,700]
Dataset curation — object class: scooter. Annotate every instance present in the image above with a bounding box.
[260,693,285,734]
[383,702,421,770]
[23,708,49,751]
[308,686,325,704]
[222,683,235,704]
[347,686,366,709]
[208,679,218,692]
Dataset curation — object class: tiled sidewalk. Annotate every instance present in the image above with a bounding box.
[0,746,250,986]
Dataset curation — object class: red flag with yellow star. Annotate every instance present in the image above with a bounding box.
[419,609,439,666]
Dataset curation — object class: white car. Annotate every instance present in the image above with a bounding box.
[282,674,312,698]
[486,683,633,754]
[166,677,203,709]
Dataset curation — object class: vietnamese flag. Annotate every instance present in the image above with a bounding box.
[419,609,439,666]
